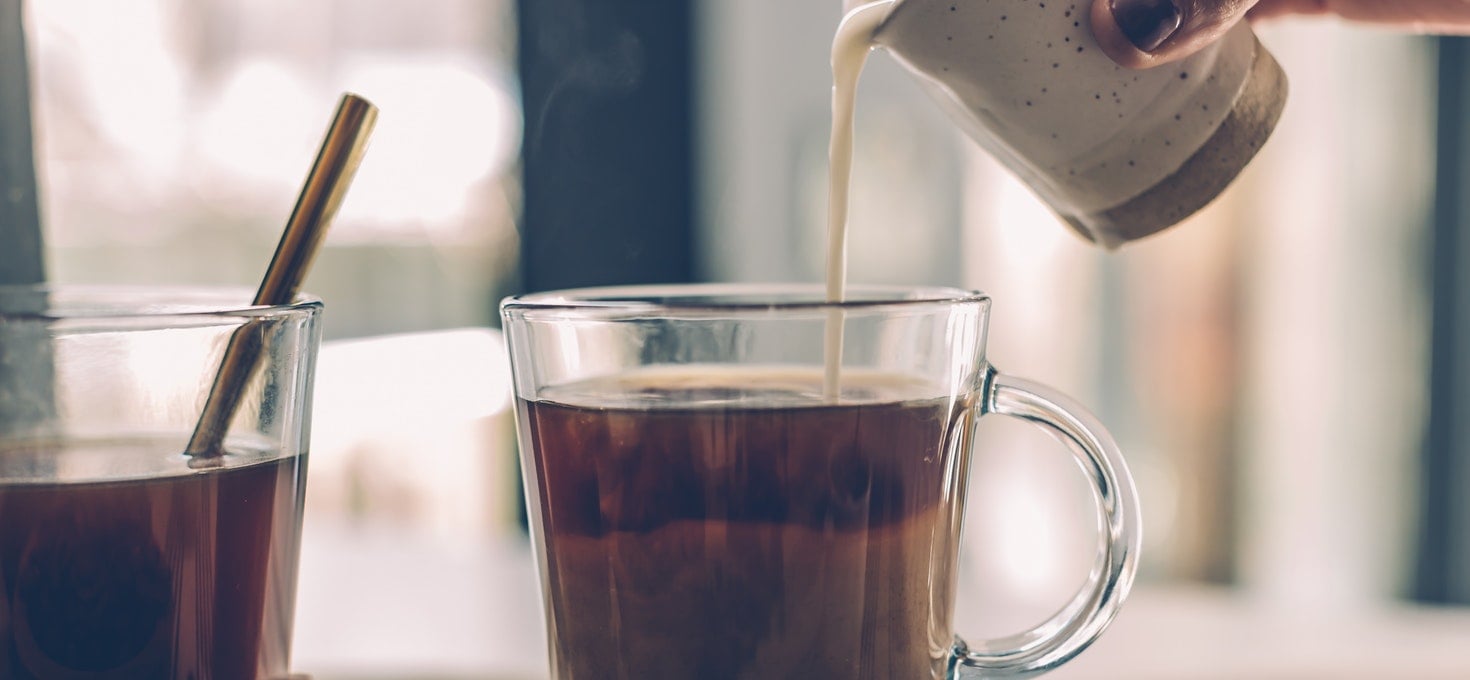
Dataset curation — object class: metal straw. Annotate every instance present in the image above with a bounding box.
[185,93,378,459]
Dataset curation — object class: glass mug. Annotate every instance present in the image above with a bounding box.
[0,286,320,679]
[503,284,1140,679]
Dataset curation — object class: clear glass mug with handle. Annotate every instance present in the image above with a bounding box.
[503,284,1140,679]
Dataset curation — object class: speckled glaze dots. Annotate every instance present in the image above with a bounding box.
[858,0,1287,246]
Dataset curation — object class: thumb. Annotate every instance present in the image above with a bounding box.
[1091,0,1260,68]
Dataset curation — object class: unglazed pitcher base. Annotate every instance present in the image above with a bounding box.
[1062,36,1288,247]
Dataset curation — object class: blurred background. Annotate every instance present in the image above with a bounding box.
[4,0,1470,676]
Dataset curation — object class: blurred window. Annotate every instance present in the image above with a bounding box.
[697,2,1441,618]
[31,0,521,340]
[27,0,531,629]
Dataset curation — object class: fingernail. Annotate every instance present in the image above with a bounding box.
[1109,0,1182,53]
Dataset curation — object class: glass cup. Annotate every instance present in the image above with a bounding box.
[0,285,321,679]
[503,284,1141,679]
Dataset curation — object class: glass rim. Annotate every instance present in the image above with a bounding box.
[502,283,991,314]
[0,284,323,322]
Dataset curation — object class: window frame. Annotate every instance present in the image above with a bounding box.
[1417,36,1470,604]
[0,0,44,286]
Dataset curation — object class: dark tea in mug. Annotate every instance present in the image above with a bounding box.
[0,437,306,679]
[506,283,1140,680]
[519,366,975,680]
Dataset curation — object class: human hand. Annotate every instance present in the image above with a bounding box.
[1093,0,1470,68]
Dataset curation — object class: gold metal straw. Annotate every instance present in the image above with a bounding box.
[185,93,378,459]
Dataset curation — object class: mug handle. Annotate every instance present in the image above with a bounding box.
[950,366,1143,679]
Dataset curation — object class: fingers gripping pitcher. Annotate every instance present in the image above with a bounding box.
[846,0,1287,246]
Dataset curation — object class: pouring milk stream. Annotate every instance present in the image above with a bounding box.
[824,1,891,398]
[823,0,1286,395]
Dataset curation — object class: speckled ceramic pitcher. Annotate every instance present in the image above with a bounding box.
[849,0,1287,247]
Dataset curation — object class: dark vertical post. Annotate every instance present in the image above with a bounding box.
[0,0,53,441]
[1417,36,1470,604]
[0,0,44,284]
[510,0,698,530]
[516,0,698,293]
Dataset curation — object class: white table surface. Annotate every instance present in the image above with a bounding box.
[293,522,1470,679]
